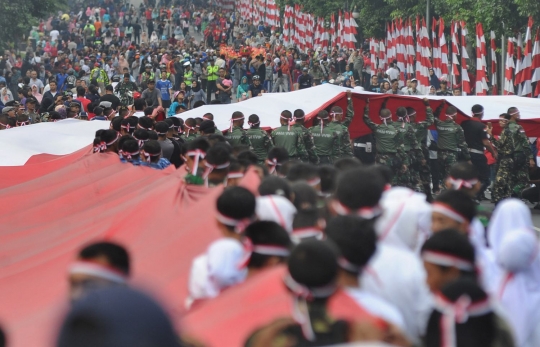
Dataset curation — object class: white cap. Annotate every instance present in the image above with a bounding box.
[274,57,280,64]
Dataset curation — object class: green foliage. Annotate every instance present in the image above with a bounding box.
[0,0,67,50]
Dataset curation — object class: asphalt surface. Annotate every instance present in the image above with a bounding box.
[481,190,540,230]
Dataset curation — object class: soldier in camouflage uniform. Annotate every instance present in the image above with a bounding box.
[246,114,274,163]
[328,90,355,161]
[225,111,252,148]
[271,110,308,162]
[408,99,434,196]
[395,106,420,189]
[309,110,339,164]
[434,103,470,184]
[202,113,224,136]
[181,118,199,142]
[362,99,408,186]
[293,109,319,164]
[490,114,518,204]
[507,107,535,196]
[115,74,139,106]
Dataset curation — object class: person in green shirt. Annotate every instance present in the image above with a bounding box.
[327,90,355,161]
[202,113,223,136]
[271,110,308,161]
[309,110,339,164]
[395,106,420,189]
[206,58,219,103]
[434,102,470,185]
[225,111,252,148]
[490,113,518,204]
[362,99,408,186]
[507,106,535,196]
[181,118,198,142]
[245,114,273,163]
[292,109,319,164]
[408,99,435,198]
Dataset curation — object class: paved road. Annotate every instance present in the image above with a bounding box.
[481,192,540,230]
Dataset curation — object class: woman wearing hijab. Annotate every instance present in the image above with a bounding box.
[428,69,441,90]
[174,26,184,41]
[186,80,205,109]
[236,76,249,101]
[168,91,186,117]
[427,85,436,95]
[31,85,43,103]
[150,31,159,46]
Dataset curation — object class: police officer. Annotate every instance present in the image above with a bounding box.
[460,104,498,201]
[309,110,339,164]
[140,64,155,90]
[395,106,420,189]
[295,67,313,90]
[225,111,252,147]
[328,91,355,160]
[408,99,435,197]
[271,110,308,162]
[362,99,408,185]
[507,106,535,196]
[490,113,518,204]
[434,102,470,183]
[246,114,273,163]
[292,109,319,164]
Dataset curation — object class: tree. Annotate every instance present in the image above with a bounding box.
[0,0,67,50]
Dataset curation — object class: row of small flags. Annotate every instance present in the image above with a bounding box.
[376,17,540,96]
[232,0,540,97]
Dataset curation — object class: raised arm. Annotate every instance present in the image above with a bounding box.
[342,90,354,128]
[362,98,377,131]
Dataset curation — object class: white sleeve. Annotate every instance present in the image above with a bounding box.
[206,239,247,295]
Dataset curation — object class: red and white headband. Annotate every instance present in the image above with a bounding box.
[432,202,466,224]
[215,211,252,233]
[237,238,290,268]
[447,177,478,190]
[186,149,206,175]
[120,150,139,160]
[332,200,382,219]
[421,250,475,271]
[69,260,127,284]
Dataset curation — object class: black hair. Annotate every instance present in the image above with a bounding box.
[237,150,258,166]
[154,121,170,136]
[207,134,227,147]
[325,216,377,274]
[333,157,361,172]
[142,140,162,162]
[138,116,154,130]
[78,242,130,275]
[193,100,206,108]
[293,109,305,119]
[406,107,416,116]
[425,278,495,347]
[244,221,292,268]
[144,107,154,116]
[434,190,477,222]
[318,165,337,195]
[288,240,339,290]
[216,186,256,220]
[366,164,393,185]
[258,176,292,199]
[507,106,518,114]
[147,131,158,140]
[206,144,230,168]
[421,228,476,276]
[335,167,385,210]
[248,114,260,127]
[134,98,146,111]
[292,208,320,230]
[446,106,458,115]
[118,135,135,150]
[121,139,140,161]
[448,162,479,181]
[471,104,484,114]
[500,113,511,120]
[287,163,319,183]
[396,107,407,119]
[132,129,149,149]
[267,147,289,170]
[291,182,318,211]
[187,137,211,153]
[110,117,123,132]
[280,110,292,120]
[121,117,138,134]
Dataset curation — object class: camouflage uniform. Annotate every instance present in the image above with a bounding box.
[434,109,470,184]
[508,122,533,196]
[410,106,434,190]
[328,97,355,161]
[395,119,420,189]
[271,125,308,161]
[293,123,319,164]
[181,133,198,142]
[226,126,253,148]
[246,127,274,163]
[362,105,408,186]
[491,126,517,203]
[114,81,139,106]
[309,121,339,165]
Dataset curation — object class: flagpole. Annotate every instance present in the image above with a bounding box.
[501,29,505,96]
[426,0,430,40]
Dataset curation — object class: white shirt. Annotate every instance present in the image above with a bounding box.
[50,30,60,42]
[362,244,432,343]
[385,67,400,81]
[344,287,406,330]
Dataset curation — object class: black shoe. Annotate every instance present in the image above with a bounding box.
[533,203,540,210]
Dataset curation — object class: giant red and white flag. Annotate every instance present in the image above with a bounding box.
[415,17,432,93]
[386,22,395,63]
[521,17,533,96]
[406,18,415,77]
[396,19,406,84]
[379,40,386,71]
[282,5,291,45]
[330,13,336,48]
[475,23,488,95]
[451,21,460,83]
[370,38,377,76]
[490,31,498,95]
[532,28,540,97]
[504,38,515,95]
[336,11,343,48]
[460,22,471,94]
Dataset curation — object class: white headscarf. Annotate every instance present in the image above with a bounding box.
[256,195,297,233]
[488,199,533,254]
[496,228,540,347]
[375,187,432,252]
[150,31,158,43]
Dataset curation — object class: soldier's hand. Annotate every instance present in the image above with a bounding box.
[423,98,430,106]
[401,165,407,173]
[530,159,536,167]
[421,159,426,166]
[346,90,352,98]
[365,98,370,104]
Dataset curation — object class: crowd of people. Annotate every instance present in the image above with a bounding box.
[1,0,540,346]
